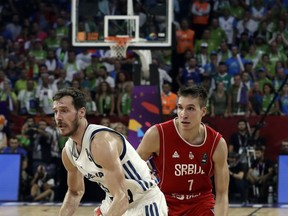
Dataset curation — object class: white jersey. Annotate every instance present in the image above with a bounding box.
[219,16,236,44]
[65,124,158,205]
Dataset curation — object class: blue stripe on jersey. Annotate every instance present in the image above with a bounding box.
[145,205,149,215]
[123,161,147,191]
[145,203,159,216]
[149,204,155,216]
[89,127,127,166]
[153,202,159,216]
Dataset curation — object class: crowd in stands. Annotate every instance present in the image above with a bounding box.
[1,0,288,203]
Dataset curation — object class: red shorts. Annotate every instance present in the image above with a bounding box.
[166,195,214,216]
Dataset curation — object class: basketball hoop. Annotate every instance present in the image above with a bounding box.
[105,36,132,59]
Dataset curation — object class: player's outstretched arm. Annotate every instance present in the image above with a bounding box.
[136,125,160,161]
[213,137,229,216]
[91,131,129,215]
[59,147,85,216]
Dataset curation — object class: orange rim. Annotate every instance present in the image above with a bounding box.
[105,36,132,45]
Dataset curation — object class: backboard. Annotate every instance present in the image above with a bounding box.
[71,0,173,49]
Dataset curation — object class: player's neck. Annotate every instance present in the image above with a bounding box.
[179,124,203,145]
[71,118,88,147]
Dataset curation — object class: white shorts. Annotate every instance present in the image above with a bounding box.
[99,186,168,216]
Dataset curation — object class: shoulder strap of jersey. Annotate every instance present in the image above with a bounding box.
[64,139,77,167]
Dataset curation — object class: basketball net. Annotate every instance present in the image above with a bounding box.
[105,36,132,59]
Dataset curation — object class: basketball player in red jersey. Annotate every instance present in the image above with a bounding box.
[137,85,229,216]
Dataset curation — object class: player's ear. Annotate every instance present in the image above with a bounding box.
[79,107,86,118]
[201,106,207,117]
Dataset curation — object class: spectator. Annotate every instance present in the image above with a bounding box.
[211,61,232,91]
[212,0,230,17]
[217,40,232,64]
[0,69,10,91]
[209,17,227,51]
[175,18,195,55]
[203,51,218,77]
[218,8,237,45]
[95,81,115,117]
[54,15,69,40]
[268,41,287,69]
[273,66,287,91]
[4,59,21,88]
[5,14,22,41]
[51,68,70,93]
[116,81,133,117]
[241,71,253,90]
[30,22,47,42]
[190,0,211,39]
[280,138,288,155]
[110,121,128,138]
[152,58,173,90]
[94,65,115,92]
[225,45,245,76]
[45,49,63,76]
[254,20,272,43]
[248,81,263,115]
[256,68,272,93]
[235,11,258,40]
[249,125,266,150]
[0,115,7,151]
[27,165,55,202]
[268,33,288,55]
[99,116,111,127]
[28,39,47,65]
[44,29,61,51]
[55,38,69,65]
[14,68,31,94]
[238,32,251,57]
[195,42,210,68]
[277,83,288,116]
[21,116,38,160]
[161,82,178,116]
[256,54,273,80]
[31,119,53,172]
[114,71,130,97]
[228,74,249,116]
[35,73,55,115]
[210,81,229,117]
[229,0,246,21]
[17,79,38,115]
[22,55,40,81]
[246,146,275,203]
[229,119,252,165]
[228,152,248,204]
[195,29,218,55]
[250,0,267,32]
[82,88,98,116]
[71,79,80,90]
[64,49,87,84]
[177,57,203,87]
[245,44,262,70]
[261,82,278,115]
[0,80,18,115]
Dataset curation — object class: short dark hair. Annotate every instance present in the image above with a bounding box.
[53,87,86,110]
[255,145,264,152]
[178,85,208,108]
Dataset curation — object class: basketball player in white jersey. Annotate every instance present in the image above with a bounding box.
[53,87,167,216]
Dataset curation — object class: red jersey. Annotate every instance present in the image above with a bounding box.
[152,118,222,215]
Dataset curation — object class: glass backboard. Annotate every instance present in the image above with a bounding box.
[71,0,173,49]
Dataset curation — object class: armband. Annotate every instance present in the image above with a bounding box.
[94,207,104,216]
